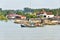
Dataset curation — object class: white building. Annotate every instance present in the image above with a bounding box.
[36,10,54,18]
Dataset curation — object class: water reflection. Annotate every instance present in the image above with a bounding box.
[0,20,60,40]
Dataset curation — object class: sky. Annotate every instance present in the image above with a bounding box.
[0,0,60,10]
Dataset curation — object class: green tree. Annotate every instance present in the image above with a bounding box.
[16,11,24,15]
[25,14,37,18]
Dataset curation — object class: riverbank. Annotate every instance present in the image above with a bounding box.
[13,18,60,27]
[0,15,8,21]
[0,20,60,40]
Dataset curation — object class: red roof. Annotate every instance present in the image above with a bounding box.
[8,14,19,16]
[46,12,52,15]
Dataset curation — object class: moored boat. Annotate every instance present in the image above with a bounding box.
[21,22,44,27]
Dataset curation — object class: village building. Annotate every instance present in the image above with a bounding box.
[6,14,26,19]
[36,9,54,18]
[19,15,26,19]
[54,16,60,20]
[6,14,19,19]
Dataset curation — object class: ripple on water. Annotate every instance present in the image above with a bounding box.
[0,21,60,40]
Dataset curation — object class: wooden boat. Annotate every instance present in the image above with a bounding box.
[21,23,44,27]
[21,24,35,27]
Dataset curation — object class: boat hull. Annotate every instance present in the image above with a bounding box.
[21,24,44,27]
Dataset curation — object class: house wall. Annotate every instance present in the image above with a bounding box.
[36,12,54,18]
[39,14,54,18]
[46,15,54,18]
[21,17,26,19]
[39,13,47,17]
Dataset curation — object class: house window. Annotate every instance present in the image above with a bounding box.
[48,16,49,18]
[44,15,46,17]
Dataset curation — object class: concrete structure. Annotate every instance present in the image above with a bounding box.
[36,10,54,18]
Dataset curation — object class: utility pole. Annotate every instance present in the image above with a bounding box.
[56,9,59,24]
[56,10,58,18]
[30,0,31,12]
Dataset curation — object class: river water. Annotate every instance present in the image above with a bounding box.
[0,20,60,40]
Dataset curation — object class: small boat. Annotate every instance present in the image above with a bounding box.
[21,24,35,27]
[21,23,44,27]
[21,24,26,27]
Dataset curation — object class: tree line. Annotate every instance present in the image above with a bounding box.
[0,8,60,16]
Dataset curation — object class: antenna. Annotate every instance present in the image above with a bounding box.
[24,0,32,13]
[30,0,31,8]
[24,0,31,8]
[30,0,31,12]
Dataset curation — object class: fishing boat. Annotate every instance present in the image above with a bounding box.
[21,22,44,27]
